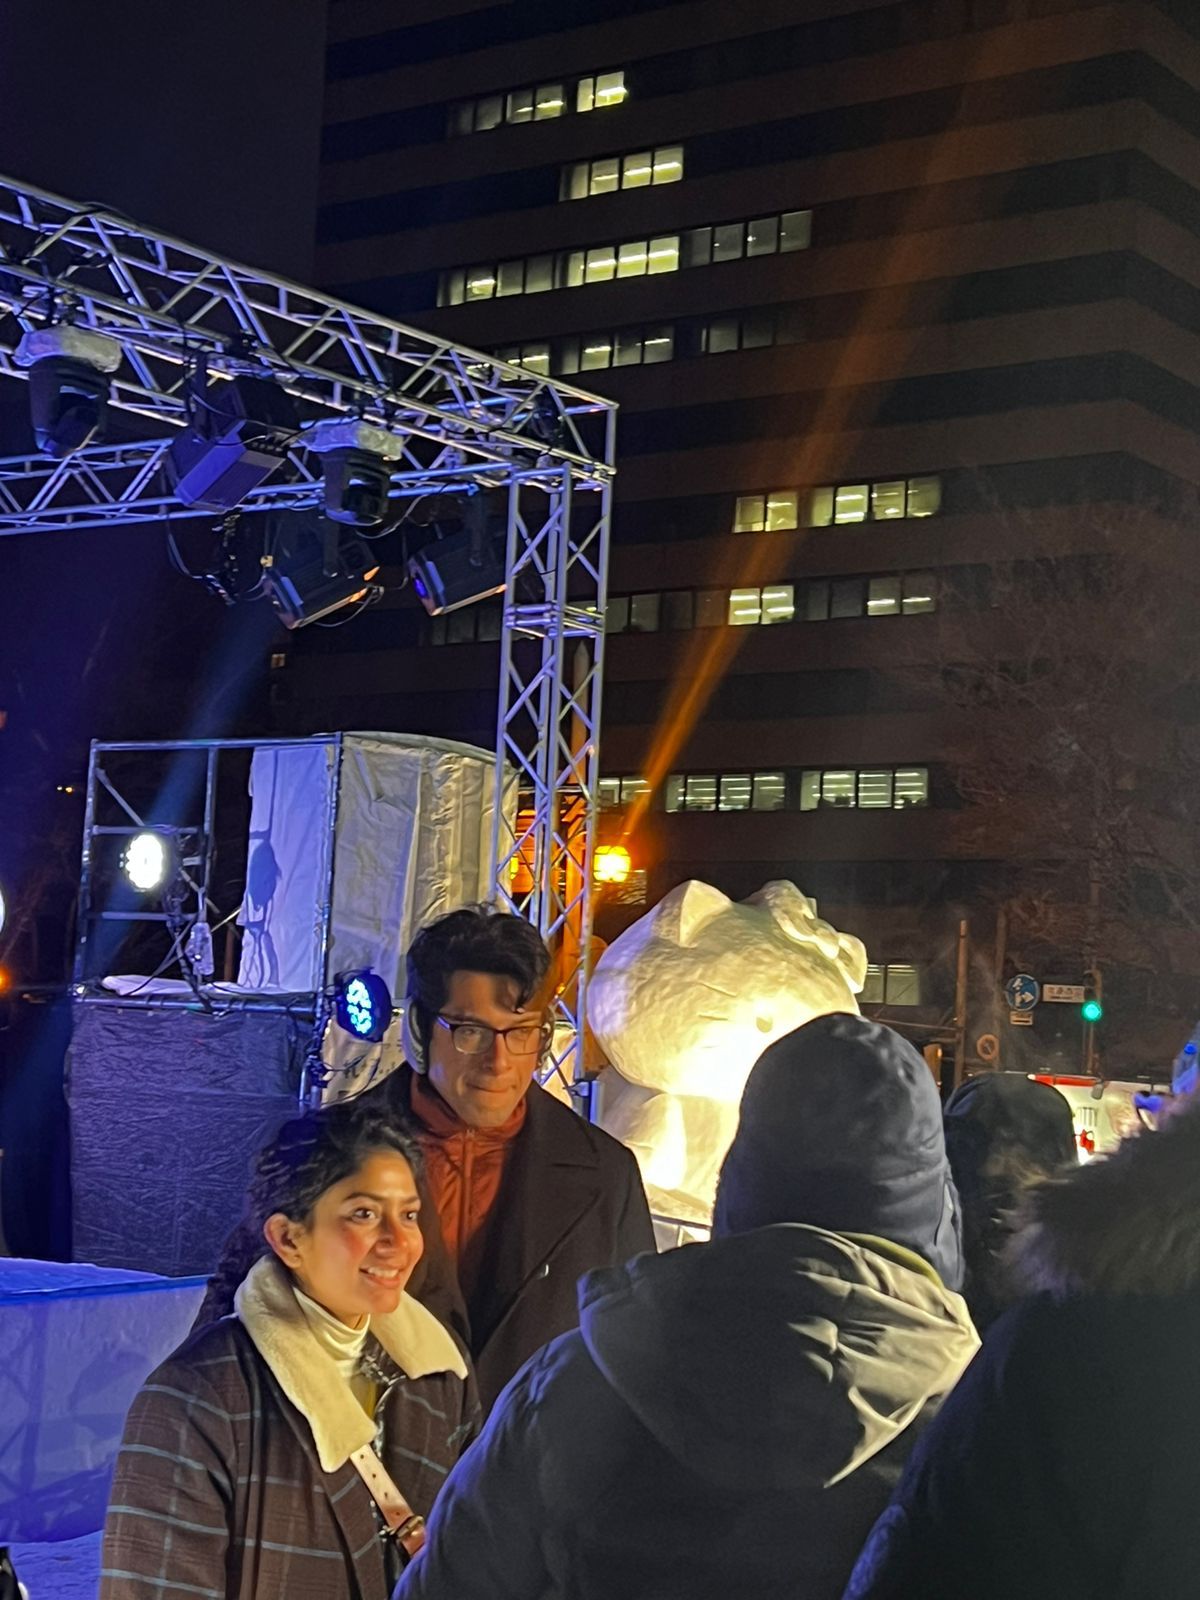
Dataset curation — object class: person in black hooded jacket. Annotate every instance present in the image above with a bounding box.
[393,1014,978,1600]
[844,1094,1200,1600]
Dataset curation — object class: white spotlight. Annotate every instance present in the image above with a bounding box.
[0,882,6,937]
[122,832,170,892]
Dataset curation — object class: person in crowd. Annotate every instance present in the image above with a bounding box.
[942,1072,1078,1330]
[844,1093,1200,1600]
[366,903,655,1411]
[393,1013,979,1600]
[101,1100,477,1600]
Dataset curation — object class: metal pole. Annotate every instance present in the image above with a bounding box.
[991,901,1008,1071]
[72,740,102,988]
[952,918,970,1089]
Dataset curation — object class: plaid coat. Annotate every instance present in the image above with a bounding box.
[100,1316,477,1600]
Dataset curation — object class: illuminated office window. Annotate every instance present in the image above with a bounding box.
[733,495,766,533]
[765,490,799,531]
[729,587,762,626]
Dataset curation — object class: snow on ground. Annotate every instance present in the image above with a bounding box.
[10,1533,102,1599]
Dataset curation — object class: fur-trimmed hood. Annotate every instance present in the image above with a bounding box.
[1012,1099,1200,1298]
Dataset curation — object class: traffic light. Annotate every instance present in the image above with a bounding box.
[1081,971,1103,1024]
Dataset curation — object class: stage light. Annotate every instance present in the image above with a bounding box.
[334,969,392,1043]
[260,509,384,629]
[16,325,122,457]
[122,832,172,892]
[594,845,632,886]
[168,372,298,511]
[0,882,6,936]
[408,491,506,615]
[305,418,404,527]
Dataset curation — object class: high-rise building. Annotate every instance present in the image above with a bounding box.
[282,0,1200,1075]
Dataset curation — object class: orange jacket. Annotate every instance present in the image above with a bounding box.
[409,1072,527,1310]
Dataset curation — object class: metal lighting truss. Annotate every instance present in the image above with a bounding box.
[0,172,617,1089]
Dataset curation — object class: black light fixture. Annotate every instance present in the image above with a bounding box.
[16,325,122,457]
[260,509,383,629]
[408,490,507,616]
[168,368,298,511]
[305,418,404,527]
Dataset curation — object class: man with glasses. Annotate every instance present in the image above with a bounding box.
[371,904,654,1411]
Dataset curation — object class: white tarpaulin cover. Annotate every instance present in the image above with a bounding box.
[237,733,508,997]
[0,1260,205,1541]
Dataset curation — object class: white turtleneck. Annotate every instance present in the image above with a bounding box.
[292,1285,376,1416]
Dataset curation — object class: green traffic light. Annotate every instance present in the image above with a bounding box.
[1082,998,1104,1023]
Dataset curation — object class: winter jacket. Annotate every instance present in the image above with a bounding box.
[371,1068,656,1412]
[394,1222,979,1600]
[845,1105,1200,1600]
[101,1261,477,1600]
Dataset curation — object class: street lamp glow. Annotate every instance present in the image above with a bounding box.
[122,832,170,892]
[594,845,632,886]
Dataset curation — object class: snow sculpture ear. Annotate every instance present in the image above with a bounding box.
[748,880,869,991]
[648,880,731,947]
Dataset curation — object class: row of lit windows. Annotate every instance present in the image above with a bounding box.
[437,208,813,305]
[734,477,942,532]
[561,145,682,199]
[599,766,929,815]
[862,964,924,1007]
[493,306,808,377]
[449,70,627,136]
[606,573,937,634]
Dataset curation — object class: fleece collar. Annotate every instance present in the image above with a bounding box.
[234,1254,466,1472]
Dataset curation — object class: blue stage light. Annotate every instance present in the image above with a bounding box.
[334,969,392,1043]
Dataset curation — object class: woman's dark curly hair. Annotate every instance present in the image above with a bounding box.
[195,1098,424,1325]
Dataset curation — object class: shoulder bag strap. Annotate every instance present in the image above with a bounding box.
[349,1443,426,1561]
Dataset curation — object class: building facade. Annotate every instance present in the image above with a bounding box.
[281,0,1200,1075]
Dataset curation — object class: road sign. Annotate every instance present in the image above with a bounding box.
[1043,983,1086,1004]
[1009,1011,1034,1027]
[1005,974,1040,1012]
[977,1033,1000,1061]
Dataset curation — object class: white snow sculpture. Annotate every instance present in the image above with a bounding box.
[589,880,867,1236]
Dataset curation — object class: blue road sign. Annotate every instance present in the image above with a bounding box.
[1005,973,1040,1012]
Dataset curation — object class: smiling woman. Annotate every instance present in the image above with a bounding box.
[99,1101,479,1600]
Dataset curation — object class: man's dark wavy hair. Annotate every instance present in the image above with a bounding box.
[406,904,551,1059]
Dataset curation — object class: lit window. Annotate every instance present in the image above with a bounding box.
[475,95,503,131]
[621,777,650,803]
[705,318,739,355]
[496,259,524,297]
[581,338,613,371]
[664,775,685,812]
[622,151,653,189]
[695,589,726,626]
[860,964,885,1004]
[746,216,779,256]
[525,254,554,294]
[606,596,629,632]
[615,328,643,367]
[902,573,936,614]
[647,235,679,274]
[799,771,822,811]
[591,157,620,196]
[752,772,787,811]
[834,485,869,523]
[595,70,627,107]
[466,267,496,301]
[586,247,617,283]
[720,774,752,811]
[563,162,589,201]
[857,770,894,808]
[562,252,586,289]
[867,576,901,615]
[821,771,856,807]
[729,587,762,625]
[652,146,683,184]
[576,77,596,113]
[535,83,565,119]
[713,222,744,262]
[761,584,795,624]
[684,227,712,268]
[598,778,623,810]
[809,486,834,526]
[907,476,942,517]
[894,769,929,808]
[780,210,813,252]
[685,775,719,811]
[871,481,907,519]
[642,326,674,363]
[507,87,534,124]
[733,495,765,533]
[830,579,865,618]
[766,490,799,531]
[519,343,551,375]
[885,964,922,1006]
[629,592,660,632]
[617,240,648,278]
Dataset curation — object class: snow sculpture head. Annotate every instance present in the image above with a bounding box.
[589,880,868,1235]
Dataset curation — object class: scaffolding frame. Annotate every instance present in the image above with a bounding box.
[0,172,617,1091]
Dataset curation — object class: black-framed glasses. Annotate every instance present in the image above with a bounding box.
[434,1016,549,1057]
